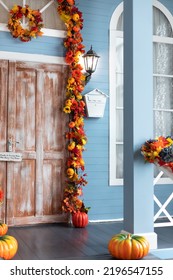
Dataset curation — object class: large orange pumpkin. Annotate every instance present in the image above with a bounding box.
[108,233,150,260]
[0,223,8,236]
[72,211,88,228]
[0,235,18,260]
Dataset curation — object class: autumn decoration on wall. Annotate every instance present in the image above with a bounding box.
[8,5,44,42]
[57,0,90,218]
[141,136,173,173]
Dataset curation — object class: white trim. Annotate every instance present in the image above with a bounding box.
[40,0,54,13]
[153,0,173,29]
[110,2,123,31]
[0,51,66,65]
[89,218,123,223]
[0,0,9,12]
[156,177,172,184]
[109,3,123,186]
[41,28,66,38]
[154,108,173,112]
[153,73,173,78]
[153,35,173,44]
[0,24,66,38]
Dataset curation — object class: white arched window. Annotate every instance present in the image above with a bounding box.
[0,0,65,37]
[109,0,173,185]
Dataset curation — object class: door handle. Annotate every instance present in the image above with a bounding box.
[7,139,19,152]
[7,139,13,152]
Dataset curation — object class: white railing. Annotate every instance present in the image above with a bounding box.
[154,163,173,227]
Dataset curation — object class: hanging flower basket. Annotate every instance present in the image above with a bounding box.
[141,136,173,179]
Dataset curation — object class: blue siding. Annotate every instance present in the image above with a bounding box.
[78,0,124,220]
[0,31,65,56]
[160,0,173,12]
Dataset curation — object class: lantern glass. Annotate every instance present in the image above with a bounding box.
[83,46,100,75]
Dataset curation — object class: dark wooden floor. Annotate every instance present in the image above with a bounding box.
[7,221,173,260]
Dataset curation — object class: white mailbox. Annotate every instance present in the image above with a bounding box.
[84,89,108,118]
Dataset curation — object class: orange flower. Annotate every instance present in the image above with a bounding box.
[68,141,76,151]
[66,0,75,5]
[75,94,82,100]
[80,138,87,146]
[76,85,84,92]
[63,106,71,114]
[65,99,73,106]
[73,26,80,32]
[69,121,76,128]
[72,13,80,22]
[67,168,75,178]
[68,77,75,85]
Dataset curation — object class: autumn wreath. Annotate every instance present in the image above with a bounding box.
[8,5,44,42]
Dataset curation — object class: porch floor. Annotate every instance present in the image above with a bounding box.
[7,221,173,260]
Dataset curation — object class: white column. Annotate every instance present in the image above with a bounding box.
[123,0,157,249]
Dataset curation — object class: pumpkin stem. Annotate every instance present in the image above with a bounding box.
[127,234,131,239]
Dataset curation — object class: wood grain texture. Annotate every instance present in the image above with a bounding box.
[0,59,69,226]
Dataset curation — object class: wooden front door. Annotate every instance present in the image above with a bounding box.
[0,59,68,226]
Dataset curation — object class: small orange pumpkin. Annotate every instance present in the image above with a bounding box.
[108,233,150,260]
[0,223,8,236]
[0,235,18,260]
[72,211,88,228]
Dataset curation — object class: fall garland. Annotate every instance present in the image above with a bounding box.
[57,0,89,214]
[8,5,44,42]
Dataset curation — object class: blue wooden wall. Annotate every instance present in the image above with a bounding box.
[0,31,65,56]
[77,0,123,220]
[0,0,173,221]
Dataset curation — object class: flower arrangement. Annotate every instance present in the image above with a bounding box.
[141,136,173,171]
[57,0,89,214]
[8,5,44,42]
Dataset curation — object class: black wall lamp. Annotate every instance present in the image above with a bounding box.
[83,46,100,84]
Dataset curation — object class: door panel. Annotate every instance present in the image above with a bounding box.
[16,67,36,151]
[11,160,35,217]
[43,160,63,215]
[0,59,68,226]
